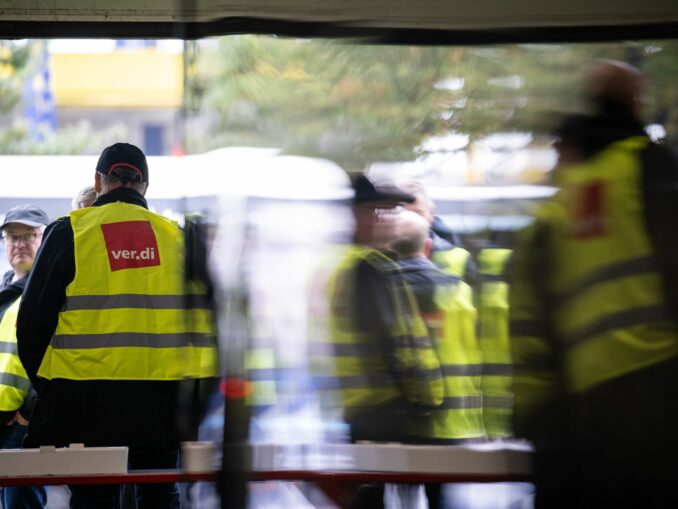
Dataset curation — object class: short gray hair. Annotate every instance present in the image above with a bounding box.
[390,210,430,258]
[71,186,97,210]
[100,173,147,194]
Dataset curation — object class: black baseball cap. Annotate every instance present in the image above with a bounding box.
[2,204,50,229]
[96,143,149,183]
[353,175,415,205]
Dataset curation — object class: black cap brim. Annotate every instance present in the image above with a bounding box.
[353,175,415,205]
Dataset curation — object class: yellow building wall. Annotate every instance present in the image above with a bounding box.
[50,49,184,108]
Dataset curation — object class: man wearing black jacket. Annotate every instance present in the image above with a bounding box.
[511,60,678,508]
[0,204,49,509]
[17,143,217,509]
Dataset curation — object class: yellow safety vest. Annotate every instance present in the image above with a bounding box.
[422,280,486,440]
[432,246,471,279]
[37,202,218,381]
[326,245,443,417]
[432,245,477,335]
[551,137,678,393]
[0,299,31,411]
[245,319,277,409]
[477,247,513,438]
[509,219,562,434]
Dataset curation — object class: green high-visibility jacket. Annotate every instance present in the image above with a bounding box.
[327,245,443,418]
[0,299,31,411]
[477,247,513,438]
[38,202,218,381]
[549,137,678,394]
[423,278,486,441]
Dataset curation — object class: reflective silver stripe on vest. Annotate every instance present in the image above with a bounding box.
[405,367,445,381]
[51,332,214,349]
[510,320,544,337]
[0,372,30,392]
[64,294,211,311]
[440,396,483,410]
[0,341,17,355]
[563,305,669,346]
[329,339,432,357]
[556,256,656,305]
[328,343,370,357]
[306,342,334,357]
[313,373,395,390]
[441,364,483,377]
[482,363,513,376]
[248,368,276,381]
[483,395,513,408]
[393,335,437,349]
[479,274,506,283]
[248,367,297,381]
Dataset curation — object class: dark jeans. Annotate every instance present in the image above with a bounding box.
[69,446,180,509]
[347,400,411,444]
[346,401,412,509]
[0,422,46,509]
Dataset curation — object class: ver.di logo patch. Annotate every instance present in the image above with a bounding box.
[101,220,161,271]
[570,180,606,239]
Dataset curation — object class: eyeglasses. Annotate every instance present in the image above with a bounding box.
[2,233,42,244]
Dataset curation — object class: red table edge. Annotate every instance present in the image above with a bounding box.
[0,469,532,486]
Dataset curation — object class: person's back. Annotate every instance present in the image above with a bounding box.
[512,60,678,508]
[476,245,513,439]
[326,177,443,445]
[389,210,484,444]
[17,143,218,509]
[388,210,484,509]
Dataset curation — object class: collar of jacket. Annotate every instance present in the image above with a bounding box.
[91,187,148,209]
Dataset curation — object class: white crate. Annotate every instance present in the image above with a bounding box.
[0,444,128,477]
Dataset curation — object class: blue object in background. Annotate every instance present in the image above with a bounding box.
[23,43,56,142]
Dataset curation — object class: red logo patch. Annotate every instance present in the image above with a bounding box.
[100,221,161,271]
[570,181,606,239]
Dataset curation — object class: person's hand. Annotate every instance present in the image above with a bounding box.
[6,411,29,426]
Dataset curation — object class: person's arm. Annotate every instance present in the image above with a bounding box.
[17,387,36,422]
[509,217,565,440]
[17,219,74,392]
[464,254,479,290]
[354,258,395,341]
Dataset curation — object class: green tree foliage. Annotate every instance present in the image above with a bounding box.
[640,40,678,148]
[0,41,31,115]
[186,37,678,170]
[188,37,453,170]
[0,40,130,155]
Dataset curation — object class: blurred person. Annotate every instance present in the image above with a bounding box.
[324,175,443,508]
[388,210,485,509]
[510,59,678,508]
[71,185,97,210]
[0,205,48,509]
[475,233,514,440]
[551,113,591,170]
[17,143,218,509]
[397,181,477,285]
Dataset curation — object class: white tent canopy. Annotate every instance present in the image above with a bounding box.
[1,148,354,202]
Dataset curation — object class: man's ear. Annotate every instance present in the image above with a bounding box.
[140,182,149,197]
[94,172,102,194]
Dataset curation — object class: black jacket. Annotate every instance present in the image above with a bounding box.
[17,187,183,448]
[0,275,36,424]
[395,257,460,315]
